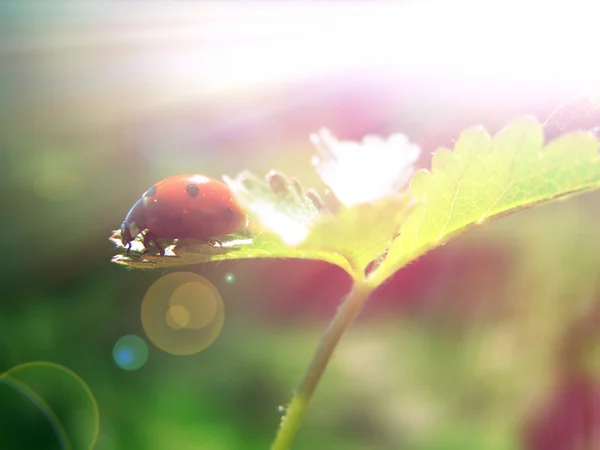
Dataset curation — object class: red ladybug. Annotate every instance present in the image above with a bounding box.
[120,174,246,255]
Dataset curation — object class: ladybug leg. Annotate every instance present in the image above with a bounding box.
[126,242,132,254]
[207,238,223,247]
[142,231,165,256]
[141,232,152,255]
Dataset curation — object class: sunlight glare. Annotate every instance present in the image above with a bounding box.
[188,0,600,93]
[251,201,310,246]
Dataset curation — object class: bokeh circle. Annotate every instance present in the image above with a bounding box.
[0,361,99,450]
[141,272,225,356]
[224,272,236,284]
[113,335,149,371]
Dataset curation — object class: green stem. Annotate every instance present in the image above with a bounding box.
[270,279,374,450]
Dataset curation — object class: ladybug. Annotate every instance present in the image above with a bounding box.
[120,174,246,255]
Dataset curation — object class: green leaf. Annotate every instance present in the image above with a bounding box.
[224,170,414,277]
[368,116,600,287]
[299,196,413,275]
[110,230,353,274]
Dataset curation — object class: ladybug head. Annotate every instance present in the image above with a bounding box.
[120,198,144,250]
[120,220,138,248]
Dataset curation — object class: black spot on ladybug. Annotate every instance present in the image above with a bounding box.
[186,183,200,198]
[144,185,157,198]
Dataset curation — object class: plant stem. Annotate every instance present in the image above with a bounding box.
[270,279,374,450]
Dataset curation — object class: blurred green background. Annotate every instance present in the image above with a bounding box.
[1,3,599,450]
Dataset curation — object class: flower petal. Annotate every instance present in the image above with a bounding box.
[311,128,420,207]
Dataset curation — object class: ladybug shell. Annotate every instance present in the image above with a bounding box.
[140,174,246,240]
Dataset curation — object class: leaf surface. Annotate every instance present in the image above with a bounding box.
[369,117,600,287]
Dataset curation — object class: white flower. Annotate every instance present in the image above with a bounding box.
[310,128,420,207]
[224,128,419,248]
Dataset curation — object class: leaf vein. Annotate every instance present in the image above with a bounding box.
[478,132,526,221]
[411,200,428,255]
[436,162,469,241]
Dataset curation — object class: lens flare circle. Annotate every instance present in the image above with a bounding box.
[0,376,70,449]
[0,361,100,450]
[113,335,149,371]
[224,272,236,284]
[169,282,219,329]
[141,272,225,356]
[166,304,190,329]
